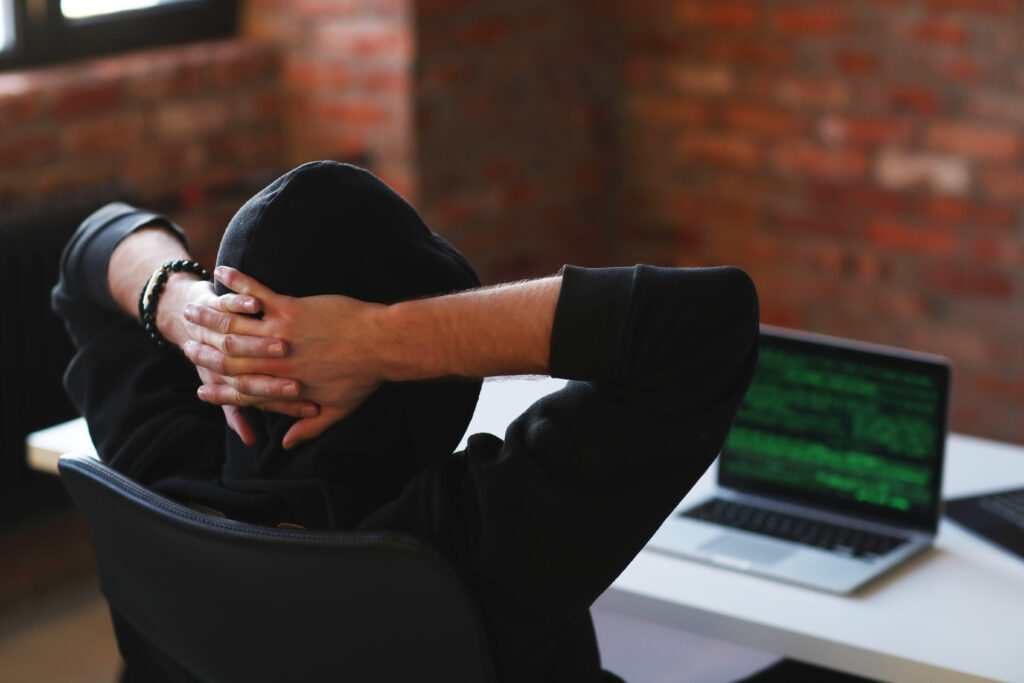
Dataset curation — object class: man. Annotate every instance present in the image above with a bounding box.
[54,161,759,682]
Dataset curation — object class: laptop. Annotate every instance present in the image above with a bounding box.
[648,325,952,595]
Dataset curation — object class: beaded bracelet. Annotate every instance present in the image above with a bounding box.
[137,259,211,348]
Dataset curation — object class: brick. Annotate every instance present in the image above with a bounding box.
[12,159,120,198]
[358,67,410,92]
[426,198,473,226]
[678,134,760,168]
[771,8,851,36]
[923,266,1013,298]
[316,20,413,59]
[774,78,850,109]
[207,48,279,87]
[234,89,282,123]
[674,198,758,234]
[866,219,957,255]
[454,18,512,48]
[887,86,941,116]
[926,0,1020,12]
[500,182,539,208]
[851,253,892,282]
[675,2,757,29]
[153,99,233,140]
[51,81,123,119]
[758,301,802,329]
[0,91,40,127]
[285,59,351,89]
[981,169,1024,199]
[668,65,735,96]
[834,51,877,76]
[126,142,207,189]
[294,131,367,163]
[129,60,208,101]
[0,72,39,99]
[416,0,473,20]
[920,197,1016,227]
[311,99,394,125]
[771,143,867,181]
[527,10,562,34]
[768,209,850,238]
[422,59,471,88]
[940,58,982,83]
[970,234,1023,265]
[875,149,970,194]
[713,172,792,205]
[812,184,910,214]
[927,122,1020,162]
[632,95,710,126]
[972,377,1024,404]
[61,112,145,157]
[291,0,362,17]
[626,25,683,54]
[706,41,793,69]
[623,59,657,88]
[208,129,283,167]
[913,19,966,45]
[967,91,1024,126]
[0,131,58,167]
[724,105,807,135]
[480,156,518,181]
[820,116,913,145]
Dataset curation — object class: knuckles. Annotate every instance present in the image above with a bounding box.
[234,375,254,395]
[205,348,227,375]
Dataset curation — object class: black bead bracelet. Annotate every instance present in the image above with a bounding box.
[137,259,211,348]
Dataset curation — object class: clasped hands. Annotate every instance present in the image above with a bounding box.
[180,266,386,450]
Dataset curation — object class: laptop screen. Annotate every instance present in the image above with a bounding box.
[719,327,951,532]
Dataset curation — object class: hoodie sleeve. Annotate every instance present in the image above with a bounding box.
[51,202,225,486]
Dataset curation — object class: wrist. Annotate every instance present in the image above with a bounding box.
[156,273,204,348]
[372,300,430,383]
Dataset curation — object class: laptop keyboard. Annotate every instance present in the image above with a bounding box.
[977,489,1024,527]
[682,498,909,559]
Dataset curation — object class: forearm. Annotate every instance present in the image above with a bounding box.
[376,276,560,381]
[107,226,201,348]
[109,225,192,325]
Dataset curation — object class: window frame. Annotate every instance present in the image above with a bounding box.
[0,0,237,71]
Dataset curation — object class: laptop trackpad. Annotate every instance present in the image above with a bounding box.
[699,534,796,566]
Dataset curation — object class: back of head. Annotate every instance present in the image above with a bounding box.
[213,161,481,529]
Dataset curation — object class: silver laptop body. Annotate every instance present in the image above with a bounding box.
[648,325,952,595]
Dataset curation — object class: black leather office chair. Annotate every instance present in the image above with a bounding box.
[59,454,498,683]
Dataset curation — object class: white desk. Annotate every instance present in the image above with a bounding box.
[596,431,1024,683]
[28,377,1024,682]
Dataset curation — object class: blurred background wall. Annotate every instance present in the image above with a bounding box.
[1,2,1022,599]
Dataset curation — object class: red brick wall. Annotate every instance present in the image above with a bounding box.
[619,0,1024,444]
[1,0,1021,444]
[0,40,283,266]
[414,0,621,281]
[243,0,416,198]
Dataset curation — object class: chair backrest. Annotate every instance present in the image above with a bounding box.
[58,454,497,683]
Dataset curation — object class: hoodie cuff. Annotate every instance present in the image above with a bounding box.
[548,265,636,384]
[59,202,188,312]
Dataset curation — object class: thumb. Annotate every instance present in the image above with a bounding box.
[282,410,344,451]
[223,406,256,446]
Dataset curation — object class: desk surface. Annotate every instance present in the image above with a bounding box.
[598,431,1024,683]
[28,377,1024,682]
